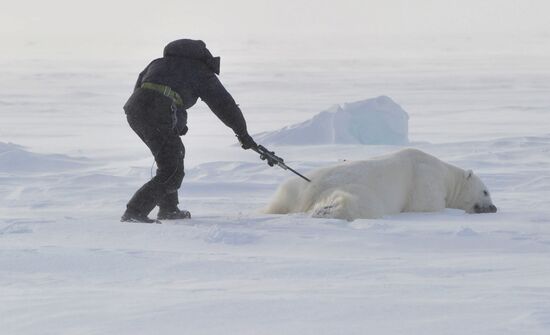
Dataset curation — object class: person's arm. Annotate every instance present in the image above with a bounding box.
[198,72,249,137]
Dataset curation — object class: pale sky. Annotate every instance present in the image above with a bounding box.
[2,0,549,58]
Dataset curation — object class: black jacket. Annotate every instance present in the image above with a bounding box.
[125,39,248,137]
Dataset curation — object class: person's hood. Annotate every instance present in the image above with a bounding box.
[163,39,221,75]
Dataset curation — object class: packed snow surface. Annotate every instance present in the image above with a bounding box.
[2,38,550,334]
[254,95,409,145]
[2,136,550,335]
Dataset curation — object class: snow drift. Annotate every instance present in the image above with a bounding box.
[0,142,88,174]
[254,96,409,145]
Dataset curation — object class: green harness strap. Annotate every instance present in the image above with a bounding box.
[141,82,184,107]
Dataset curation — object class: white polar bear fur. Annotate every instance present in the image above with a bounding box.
[265,148,496,221]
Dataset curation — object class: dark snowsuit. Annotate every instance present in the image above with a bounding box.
[124,39,249,216]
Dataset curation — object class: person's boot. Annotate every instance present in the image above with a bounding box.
[157,207,192,220]
[121,208,161,224]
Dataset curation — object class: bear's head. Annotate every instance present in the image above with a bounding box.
[458,170,497,214]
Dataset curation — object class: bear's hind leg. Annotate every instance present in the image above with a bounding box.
[311,191,358,221]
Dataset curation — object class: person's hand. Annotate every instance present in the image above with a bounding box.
[237,133,257,150]
[178,125,188,136]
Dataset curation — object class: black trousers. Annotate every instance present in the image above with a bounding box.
[125,93,185,216]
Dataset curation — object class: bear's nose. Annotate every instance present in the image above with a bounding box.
[473,204,497,214]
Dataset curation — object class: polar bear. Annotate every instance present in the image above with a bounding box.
[265,148,497,221]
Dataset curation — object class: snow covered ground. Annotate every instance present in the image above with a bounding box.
[2,36,550,334]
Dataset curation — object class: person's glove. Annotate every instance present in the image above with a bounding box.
[237,133,257,150]
[177,125,188,136]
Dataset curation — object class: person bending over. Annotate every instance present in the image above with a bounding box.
[122,39,257,223]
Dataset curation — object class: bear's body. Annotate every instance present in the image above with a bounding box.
[265,148,496,220]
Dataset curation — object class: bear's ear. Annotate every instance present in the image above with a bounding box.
[464,169,473,180]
